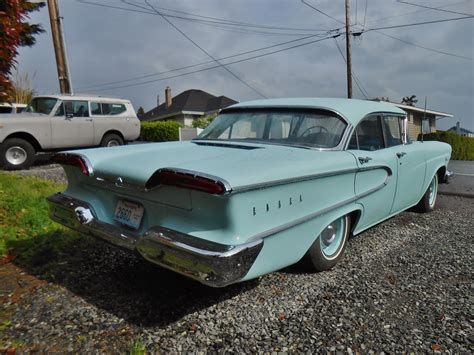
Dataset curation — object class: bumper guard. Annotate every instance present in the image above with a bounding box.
[47,193,263,287]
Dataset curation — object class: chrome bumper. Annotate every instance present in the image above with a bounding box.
[444,170,454,184]
[47,193,263,287]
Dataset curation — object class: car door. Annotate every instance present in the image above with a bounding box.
[384,115,426,213]
[51,100,95,148]
[347,114,399,230]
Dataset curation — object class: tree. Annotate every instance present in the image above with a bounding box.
[401,95,418,106]
[192,113,217,129]
[137,106,145,117]
[10,69,35,103]
[0,1,45,102]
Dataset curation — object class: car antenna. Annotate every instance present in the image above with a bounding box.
[421,96,427,142]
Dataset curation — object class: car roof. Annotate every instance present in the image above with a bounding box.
[33,94,131,104]
[226,98,406,126]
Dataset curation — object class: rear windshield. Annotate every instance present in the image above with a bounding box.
[195,109,347,149]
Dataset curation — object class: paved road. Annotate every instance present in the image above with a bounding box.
[439,160,474,197]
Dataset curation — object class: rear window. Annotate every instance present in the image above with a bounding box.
[91,102,126,115]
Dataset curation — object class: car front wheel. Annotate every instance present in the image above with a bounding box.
[303,215,350,272]
[0,138,36,170]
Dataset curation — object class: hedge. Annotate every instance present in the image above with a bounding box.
[140,121,183,142]
[418,131,474,160]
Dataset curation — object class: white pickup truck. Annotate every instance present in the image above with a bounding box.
[0,94,140,170]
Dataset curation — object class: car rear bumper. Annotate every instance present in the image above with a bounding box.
[47,193,263,287]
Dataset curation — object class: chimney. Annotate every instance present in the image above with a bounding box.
[157,95,160,107]
[456,121,461,135]
[165,86,172,108]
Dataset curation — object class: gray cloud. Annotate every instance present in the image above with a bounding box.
[17,0,474,131]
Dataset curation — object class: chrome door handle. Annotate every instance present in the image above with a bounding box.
[358,156,372,164]
[396,152,406,158]
[85,118,93,122]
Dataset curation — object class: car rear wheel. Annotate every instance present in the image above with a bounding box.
[0,138,36,170]
[100,133,124,147]
[303,215,350,272]
[414,174,438,213]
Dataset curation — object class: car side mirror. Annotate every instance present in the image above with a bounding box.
[66,112,74,119]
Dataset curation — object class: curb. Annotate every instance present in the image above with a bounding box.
[438,191,474,199]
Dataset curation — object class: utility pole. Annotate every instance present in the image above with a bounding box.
[345,0,353,98]
[47,0,71,94]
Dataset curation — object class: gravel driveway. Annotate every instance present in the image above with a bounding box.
[1,169,472,352]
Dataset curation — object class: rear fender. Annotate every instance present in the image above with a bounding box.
[242,203,363,281]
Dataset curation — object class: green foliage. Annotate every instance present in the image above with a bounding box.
[129,337,146,355]
[0,173,66,254]
[140,120,182,142]
[191,113,217,129]
[419,131,474,161]
[136,106,145,117]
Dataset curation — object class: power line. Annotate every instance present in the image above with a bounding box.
[85,34,338,92]
[364,14,473,32]
[77,0,328,33]
[363,0,368,26]
[143,0,266,98]
[370,30,473,60]
[77,31,333,90]
[363,0,470,26]
[333,37,369,99]
[396,0,473,17]
[300,0,344,25]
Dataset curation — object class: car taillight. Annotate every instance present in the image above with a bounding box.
[146,169,229,194]
[52,154,92,176]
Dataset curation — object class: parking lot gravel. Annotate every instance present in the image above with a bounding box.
[1,169,472,352]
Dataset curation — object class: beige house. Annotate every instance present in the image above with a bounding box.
[142,87,237,126]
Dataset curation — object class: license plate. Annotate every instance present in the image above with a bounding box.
[114,199,144,229]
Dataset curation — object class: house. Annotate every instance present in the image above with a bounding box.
[446,122,474,138]
[373,99,453,141]
[141,87,237,126]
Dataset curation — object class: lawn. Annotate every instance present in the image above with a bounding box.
[0,172,76,255]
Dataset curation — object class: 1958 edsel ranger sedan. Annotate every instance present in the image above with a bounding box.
[47,98,452,287]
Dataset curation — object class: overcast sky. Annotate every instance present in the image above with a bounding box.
[17,0,474,130]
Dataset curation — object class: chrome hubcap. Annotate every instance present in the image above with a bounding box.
[107,140,120,147]
[428,176,437,206]
[5,146,27,165]
[321,223,337,246]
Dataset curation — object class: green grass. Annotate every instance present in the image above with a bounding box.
[0,173,74,256]
[129,337,146,355]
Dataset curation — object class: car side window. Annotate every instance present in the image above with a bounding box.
[57,101,89,117]
[90,102,126,115]
[383,116,402,147]
[351,115,384,151]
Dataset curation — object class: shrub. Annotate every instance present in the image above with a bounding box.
[191,113,217,129]
[140,121,182,142]
[419,131,474,160]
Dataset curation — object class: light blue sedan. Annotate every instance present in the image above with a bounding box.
[47,98,452,287]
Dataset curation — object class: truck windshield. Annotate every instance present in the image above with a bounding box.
[195,109,347,149]
[25,98,58,115]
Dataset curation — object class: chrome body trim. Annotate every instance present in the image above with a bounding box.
[246,165,392,242]
[54,152,95,176]
[47,193,263,287]
[443,170,454,184]
[145,167,233,193]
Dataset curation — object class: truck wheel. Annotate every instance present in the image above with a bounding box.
[0,138,36,170]
[414,174,438,213]
[100,133,124,147]
[303,215,350,272]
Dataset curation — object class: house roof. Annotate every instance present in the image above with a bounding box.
[225,98,406,127]
[447,126,474,134]
[142,89,237,121]
[391,102,453,118]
